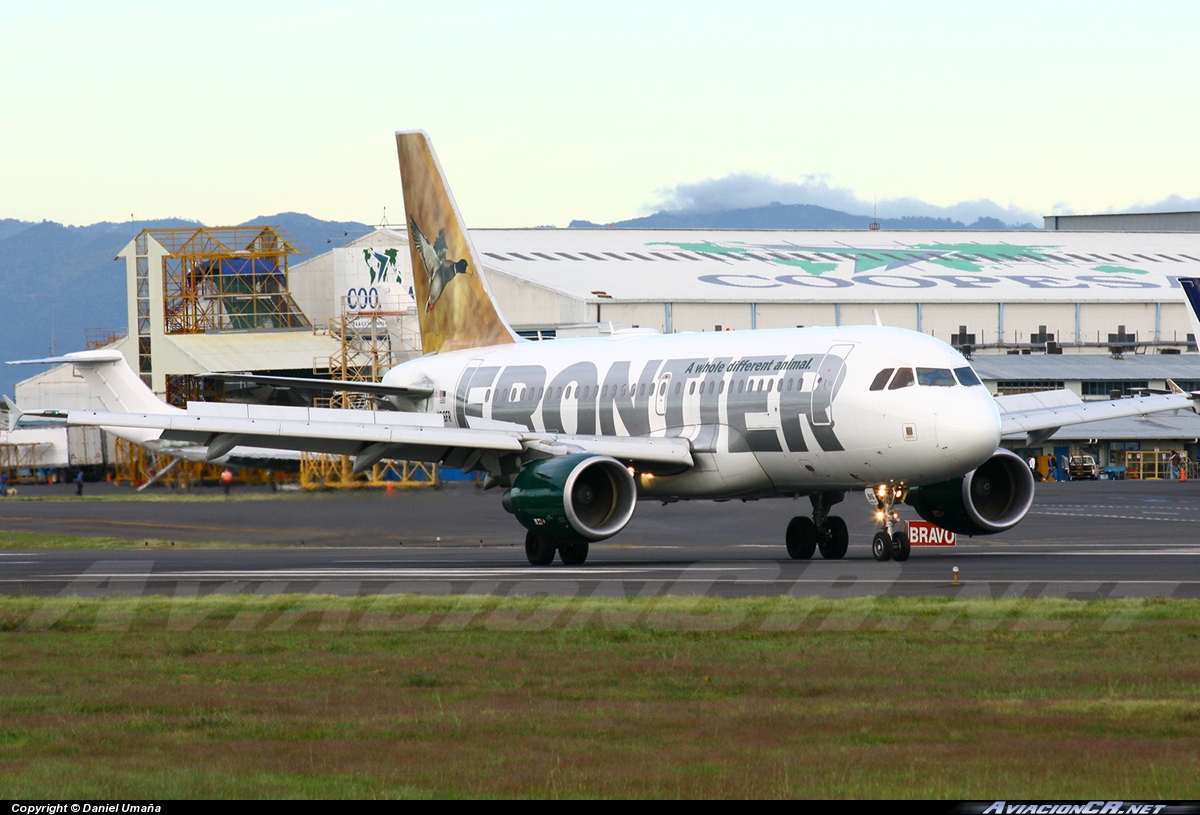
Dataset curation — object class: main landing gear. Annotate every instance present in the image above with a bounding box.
[785,492,849,560]
[866,483,910,562]
[525,531,589,566]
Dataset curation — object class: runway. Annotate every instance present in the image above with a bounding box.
[1,480,1198,599]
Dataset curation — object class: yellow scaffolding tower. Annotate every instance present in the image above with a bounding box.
[299,304,436,490]
[145,226,311,335]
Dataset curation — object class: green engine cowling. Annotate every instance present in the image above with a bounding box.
[905,448,1035,536]
[502,454,638,543]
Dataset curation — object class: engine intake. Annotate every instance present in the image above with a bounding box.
[906,448,1035,536]
[502,454,638,542]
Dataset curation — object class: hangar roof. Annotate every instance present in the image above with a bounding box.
[465,229,1200,305]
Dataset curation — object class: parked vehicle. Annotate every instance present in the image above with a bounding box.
[1068,455,1099,480]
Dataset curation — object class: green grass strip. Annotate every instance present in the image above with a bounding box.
[1,595,1198,798]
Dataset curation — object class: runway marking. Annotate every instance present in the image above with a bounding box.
[1031,511,1200,522]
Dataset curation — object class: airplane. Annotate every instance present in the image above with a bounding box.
[9,131,1200,565]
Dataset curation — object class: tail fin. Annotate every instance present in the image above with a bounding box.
[396,131,518,355]
[3,396,23,432]
[7,350,179,415]
[1180,278,1200,350]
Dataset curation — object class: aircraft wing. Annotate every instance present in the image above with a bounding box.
[996,382,1199,446]
[61,401,694,475]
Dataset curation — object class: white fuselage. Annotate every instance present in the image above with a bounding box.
[382,325,1002,499]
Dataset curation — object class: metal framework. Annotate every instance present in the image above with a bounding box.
[164,374,225,410]
[85,327,126,350]
[146,226,311,334]
[112,439,287,489]
[0,442,52,483]
[300,304,435,489]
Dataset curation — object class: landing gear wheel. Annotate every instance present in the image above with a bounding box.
[819,516,849,559]
[891,531,911,562]
[786,516,817,560]
[558,539,589,566]
[524,530,557,566]
[872,531,893,562]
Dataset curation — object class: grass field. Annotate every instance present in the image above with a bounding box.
[1,594,1197,798]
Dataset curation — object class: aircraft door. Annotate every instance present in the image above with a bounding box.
[810,343,854,427]
[655,373,671,417]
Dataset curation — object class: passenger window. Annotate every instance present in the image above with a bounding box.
[954,366,982,387]
[888,368,915,390]
[870,368,894,391]
[917,368,956,387]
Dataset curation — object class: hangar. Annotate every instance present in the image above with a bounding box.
[9,223,1200,478]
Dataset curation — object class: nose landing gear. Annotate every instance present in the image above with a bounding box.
[866,483,910,562]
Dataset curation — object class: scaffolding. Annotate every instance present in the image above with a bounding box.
[112,439,287,489]
[299,303,435,489]
[0,442,53,482]
[85,327,126,350]
[146,226,311,335]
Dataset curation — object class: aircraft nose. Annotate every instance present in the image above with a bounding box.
[934,391,1001,470]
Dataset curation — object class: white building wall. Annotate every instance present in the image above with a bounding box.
[755,303,838,329]
[839,303,919,331]
[290,249,337,327]
[920,303,1002,343]
[487,271,586,326]
[1077,303,1157,344]
[671,302,751,332]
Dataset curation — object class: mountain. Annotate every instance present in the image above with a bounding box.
[0,214,370,399]
[570,202,1036,230]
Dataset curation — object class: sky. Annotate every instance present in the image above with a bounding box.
[3,1,1200,228]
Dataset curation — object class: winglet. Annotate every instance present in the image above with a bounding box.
[1180,278,1200,349]
[395,131,518,355]
[3,396,22,433]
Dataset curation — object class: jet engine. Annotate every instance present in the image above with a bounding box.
[905,448,1035,536]
[502,454,638,542]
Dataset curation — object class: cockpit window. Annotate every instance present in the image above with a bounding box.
[869,368,894,391]
[954,366,982,387]
[888,368,915,390]
[917,367,956,387]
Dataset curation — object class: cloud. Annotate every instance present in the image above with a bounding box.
[1120,195,1200,214]
[645,172,1043,227]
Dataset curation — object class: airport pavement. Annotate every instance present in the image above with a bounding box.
[0,479,1197,598]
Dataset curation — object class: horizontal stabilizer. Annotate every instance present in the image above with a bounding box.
[6,350,126,366]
